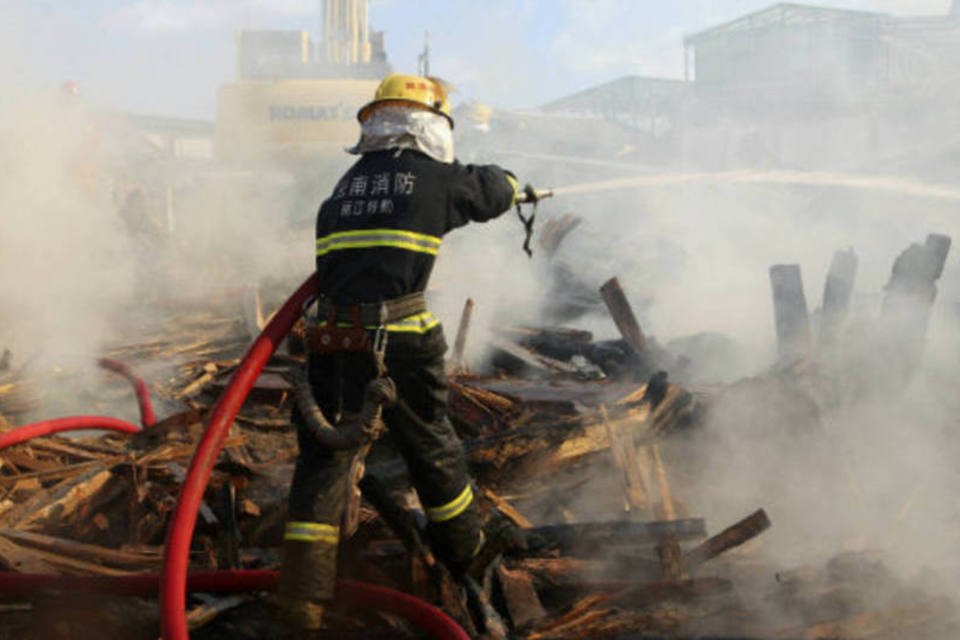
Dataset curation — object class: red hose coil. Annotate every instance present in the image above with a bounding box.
[160,274,317,640]
[97,357,157,427]
[0,571,469,640]
[0,416,141,451]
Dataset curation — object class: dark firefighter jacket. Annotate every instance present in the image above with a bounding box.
[315,148,516,332]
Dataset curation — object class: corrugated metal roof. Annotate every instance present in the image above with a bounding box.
[684,2,886,45]
[541,75,689,114]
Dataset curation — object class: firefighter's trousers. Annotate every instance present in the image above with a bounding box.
[277,328,481,604]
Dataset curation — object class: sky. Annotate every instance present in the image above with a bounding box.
[0,0,952,120]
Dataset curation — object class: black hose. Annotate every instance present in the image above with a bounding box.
[286,365,396,450]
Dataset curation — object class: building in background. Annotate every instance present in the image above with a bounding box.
[540,75,690,139]
[682,2,960,114]
[216,0,391,166]
[683,4,887,113]
[537,2,960,170]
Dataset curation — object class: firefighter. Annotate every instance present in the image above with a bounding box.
[276,73,527,629]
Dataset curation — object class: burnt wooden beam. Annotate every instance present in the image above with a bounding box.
[683,508,771,570]
[600,277,645,353]
[518,518,706,557]
[770,264,811,361]
[879,233,952,383]
[819,248,858,350]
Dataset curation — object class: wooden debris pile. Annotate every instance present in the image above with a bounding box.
[0,253,955,639]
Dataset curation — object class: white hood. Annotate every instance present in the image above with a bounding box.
[348,105,454,163]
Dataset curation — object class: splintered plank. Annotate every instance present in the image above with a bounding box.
[464,415,587,471]
[600,404,650,514]
[12,468,113,530]
[650,444,676,521]
[465,403,659,481]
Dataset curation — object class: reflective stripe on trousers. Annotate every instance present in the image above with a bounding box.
[425,484,474,523]
[284,521,340,545]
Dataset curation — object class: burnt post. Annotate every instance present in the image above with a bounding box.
[769,264,811,361]
[819,248,858,350]
[600,277,646,354]
[683,508,771,571]
[880,233,951,383]
[449,298,474,373]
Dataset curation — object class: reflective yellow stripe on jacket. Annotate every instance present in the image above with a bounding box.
[425,484,474,523]
[316,229,442,257]
[284,521,339,544]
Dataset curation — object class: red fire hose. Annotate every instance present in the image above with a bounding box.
[0,571,469,640]
[98,357,157,427]
[0,357,154,451]
[0,416,141,451]
[160,274,318,640]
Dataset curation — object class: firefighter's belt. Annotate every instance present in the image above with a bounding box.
[307,292,427,354]
[316,292,427,327]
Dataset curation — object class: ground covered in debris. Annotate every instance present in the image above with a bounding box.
[0,229,957,640]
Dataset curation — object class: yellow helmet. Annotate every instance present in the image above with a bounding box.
[357,73,454,128]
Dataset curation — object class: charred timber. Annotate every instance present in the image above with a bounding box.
[600,277,646,354]
[683,508,771,570]
[518,519,706,557]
